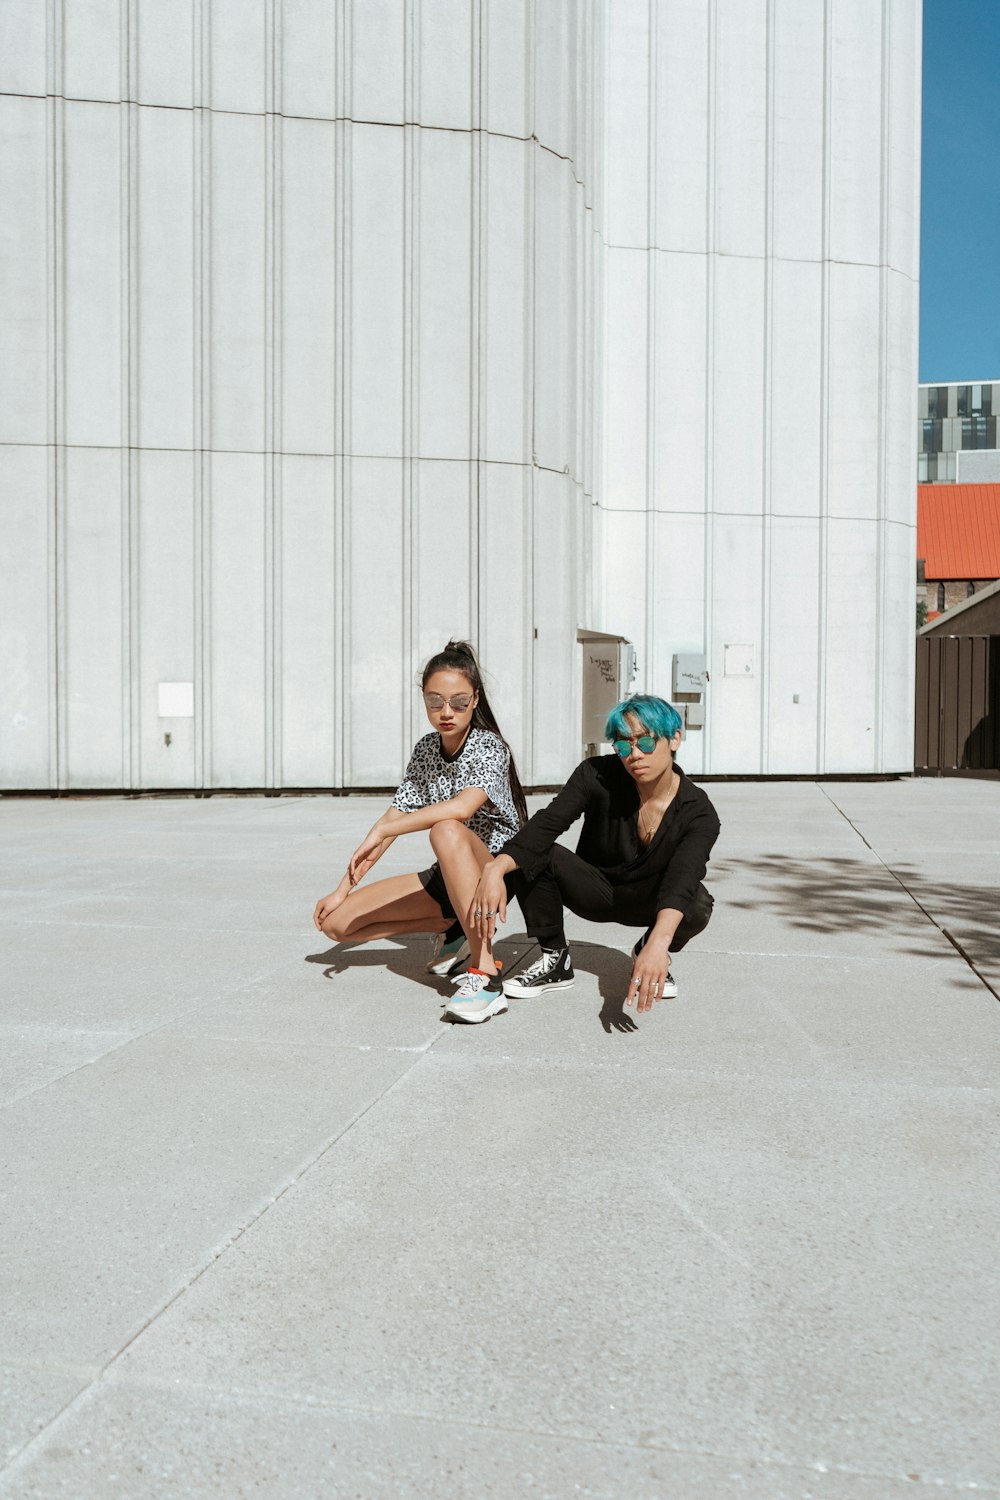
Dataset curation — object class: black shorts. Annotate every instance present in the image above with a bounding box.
[418,862,519,924]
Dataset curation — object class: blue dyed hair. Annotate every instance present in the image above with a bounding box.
[604,694,682,744]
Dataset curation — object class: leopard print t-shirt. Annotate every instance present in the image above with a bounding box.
[392,728,521,853]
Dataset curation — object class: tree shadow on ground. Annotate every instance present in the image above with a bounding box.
[710,853,1000,983]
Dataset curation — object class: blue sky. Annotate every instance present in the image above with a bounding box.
[919,0,1000,381]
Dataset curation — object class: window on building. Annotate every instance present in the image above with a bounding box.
[922,418,943,454]
[927,387,950,420]
[957,386,971,417]
[936,583,945,612]
[961,416,990,449]
[983,385,993,418]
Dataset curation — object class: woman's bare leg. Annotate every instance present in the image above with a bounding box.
[320,872,449,945]
[428,821,498,975]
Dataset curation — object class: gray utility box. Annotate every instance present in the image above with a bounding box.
[578,630,636,757]
[672,653,709,731]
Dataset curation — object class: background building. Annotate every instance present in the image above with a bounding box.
[918,381,1000,482]
[0,1,922,790]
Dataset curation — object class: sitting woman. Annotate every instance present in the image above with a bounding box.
[312,641,526,1024]
[470,694,719,1013]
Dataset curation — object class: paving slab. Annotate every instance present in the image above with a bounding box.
[2,1382,989,1500]
[0,783,997,1499]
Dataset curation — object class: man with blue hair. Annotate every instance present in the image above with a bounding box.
[470,695,719,1011]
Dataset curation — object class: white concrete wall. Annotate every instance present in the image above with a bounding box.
[0,0,600,790]
[597,0,922,774]
[0,0,921,789]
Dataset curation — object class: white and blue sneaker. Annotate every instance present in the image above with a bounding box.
[443,968,508,1024]
[427,929,471,977]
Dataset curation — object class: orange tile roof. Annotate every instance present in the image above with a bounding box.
[917,483,1000,579]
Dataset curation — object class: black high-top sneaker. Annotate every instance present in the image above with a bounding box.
[502,946,575,998]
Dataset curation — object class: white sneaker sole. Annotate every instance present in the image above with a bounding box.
[427,942,471,976]
[502,976,576,999]
[443,994,508,1024]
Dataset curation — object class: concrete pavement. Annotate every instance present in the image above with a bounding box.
[0,779,997,1499]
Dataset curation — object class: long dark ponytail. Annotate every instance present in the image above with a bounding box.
[421,640,529,827]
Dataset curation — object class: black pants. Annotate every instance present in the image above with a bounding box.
[517,844,714,952]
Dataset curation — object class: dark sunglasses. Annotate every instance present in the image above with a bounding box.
[424,693,474,712]
[613,733,658,757]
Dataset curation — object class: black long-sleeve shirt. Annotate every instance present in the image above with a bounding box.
[501,756,721,918]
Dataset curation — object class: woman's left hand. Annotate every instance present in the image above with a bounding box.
[626,938,673,1012]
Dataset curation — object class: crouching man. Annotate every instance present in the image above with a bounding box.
[470,695,720,1012]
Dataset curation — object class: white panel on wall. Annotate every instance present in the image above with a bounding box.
[602,246,648,510]
[482,0,529,140]
[886,0,921,281]
[533,152,579,479]
[137,106,195,450]
[0,446,50,787]
[532,470,581,784]
[279,454,336,786]
[209,111,266,453]
[653,0,709,254]
[482,134,530,465]
[766,517,821,774]
[0,0,46,95]
[412,460,473,663]
[533,0,575,164]
[827,262,880,520]
[652,250,707,509]
[348,124,404,459]
[879,521,917,771]
[713,254,765,516]
[347,0,406,125]
[0,97,48,445]
[63,447,125,788]
[770,258,823,517]
[604,0,649,249]
[710,515,764,773]
[281,118,336,456]
[829,0,884,267]
[210,0,266,115]
[771,0,825,263]
[63,102,123,448]
[652,509,708,775]
[346,458,404,787]
[63,0,122,103]
[135,0,195,109]
[714,0,768,259]
[208,453,267,786]
[885,270,918,525]
[597,509,645,679]
[136,449,196,788]
[281,0,337,119]
[417,0,473,131]
[478,461,531,778]
[416,128,472,460]
[824,518,879,772]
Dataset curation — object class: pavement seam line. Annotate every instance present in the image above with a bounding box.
[819,786,1000,1004]
[0,1037,450,1483]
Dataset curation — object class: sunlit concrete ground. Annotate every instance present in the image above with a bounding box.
[1,777,997,1500]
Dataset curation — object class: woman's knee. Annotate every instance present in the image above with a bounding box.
[321,907,351,942]
[429,818,467,856]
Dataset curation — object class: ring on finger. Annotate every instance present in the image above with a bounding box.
[475,908,482,917]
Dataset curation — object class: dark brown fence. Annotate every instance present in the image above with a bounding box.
[915,635,1000,771]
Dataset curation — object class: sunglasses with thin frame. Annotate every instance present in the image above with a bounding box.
[424,692,475,712]
[612,733,658,757]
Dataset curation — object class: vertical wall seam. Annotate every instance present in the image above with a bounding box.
[702,0,717,775]
[263,0,278,788]
[816,0,832,775]
[332,2,349,786]
[525,0,536,783]
[759,0,775,774]
[875,0,891,770]
[643,0,656,694]
[192,0,210,787]
[401,0,417,766]
[471,0,483,652]
[45,0,64,789]
[123,0,140,789]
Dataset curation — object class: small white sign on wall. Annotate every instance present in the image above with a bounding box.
[158,681,194,717]
[724,644,754,677]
